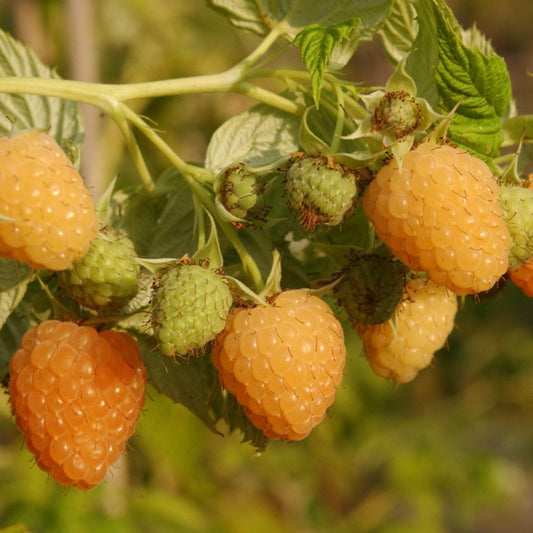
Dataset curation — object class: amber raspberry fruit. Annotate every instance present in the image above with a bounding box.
[285,154,358,230]
[356,278,457,384]
[211,289,346,441]
[59,226,140,310]
[498,185,533,269]
[8,321,147,489]
[0,131,98,270]
[334,249,408,326]
[151,261,233,357]
[362,142,510,295]
[508,259,533,297]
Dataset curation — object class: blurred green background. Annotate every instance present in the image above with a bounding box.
[0,1,532,532]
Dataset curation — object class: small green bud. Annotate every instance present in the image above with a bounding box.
[371,90,422,139]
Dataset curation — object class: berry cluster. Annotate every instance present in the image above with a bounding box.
[2,125,532,488]
[0,131,148,489]
[342,141,533,382]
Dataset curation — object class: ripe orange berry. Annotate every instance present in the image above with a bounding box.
[362,142,509,295]
[0,131,98,270]
[356,278,457,383]
[8,321,147,489]
[211,289,346,441]
[508,259,533,297]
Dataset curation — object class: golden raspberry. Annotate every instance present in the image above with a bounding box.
[0,131,98,270]
[211,289,346,441]
[362,142,510,295]
[356,278,458,383]
[8,321,147,489]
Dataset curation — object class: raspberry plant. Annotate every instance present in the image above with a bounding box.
[0,0,532,488]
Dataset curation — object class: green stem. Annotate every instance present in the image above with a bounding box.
[126,109,214,184]
[233,81,304,115]
[0,73,302,114]
[330,83,345,154]
[111,107,156,192]
[129,110,264,290]
[0,77,115,109]
[184,176,264,292]
[0,25,287,105]
[235,25,285,71]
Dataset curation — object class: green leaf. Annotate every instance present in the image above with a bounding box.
[137,334,268,452]
[502,115,533,146]
[404,0,440,106]
[0,29,84,148]
[379,0,418,64]
[0,272,31,378]
[0,276,31,329]
[0,305,30,381]
[205,100,301,173]
[140,339,221,433]
[0,259,32,291]
[210,387,269,451]
[300,101,381,164]
[0,283,28,334]
[192,211,224,269]
[294,19,360,108]
[405,0,512,161]
[300,98,358,154]
[208,0,392,51]
[224,226,275,286]
[111,170,196,259]
[207,0,269,35]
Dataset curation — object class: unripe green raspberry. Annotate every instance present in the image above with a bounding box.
[151,260,233,357]
[334,249,408,325]
[285,154,358,230]
[220,165,259,218]
[216,164,267,226]
[60,226,140,310]
[498,185,533,269]
[371,90,422,139]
